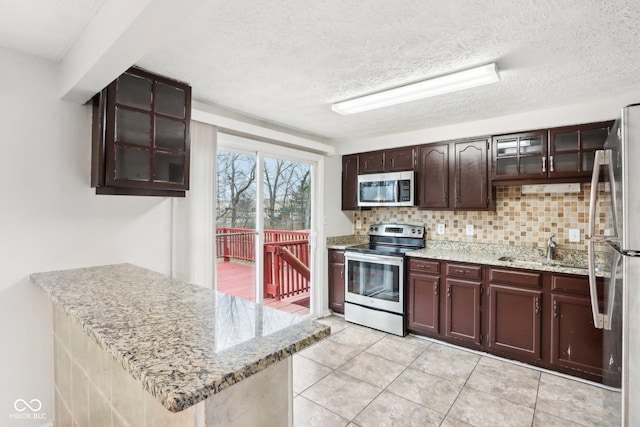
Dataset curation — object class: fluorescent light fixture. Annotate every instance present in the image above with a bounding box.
[331,63,500,115]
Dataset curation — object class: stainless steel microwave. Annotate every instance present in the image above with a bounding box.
[357,171,415,207]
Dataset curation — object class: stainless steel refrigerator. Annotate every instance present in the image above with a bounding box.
[588,103,640,426]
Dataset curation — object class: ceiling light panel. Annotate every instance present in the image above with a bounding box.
[332,63,500,115]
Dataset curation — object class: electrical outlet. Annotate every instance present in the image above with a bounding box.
[437,224,445,235]
[605,228,615,237]
[356,220,362,229]
[568,228,580,243]
[466,224,474,236]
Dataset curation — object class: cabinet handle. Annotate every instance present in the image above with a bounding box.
[550,155,555,172]
[340,270,344,279]
[542,156,546,173]
[434,283,439,296]
[535,297,541,314]
[447,285,451,298]
[553,300,558,317]
[455,269,470,275]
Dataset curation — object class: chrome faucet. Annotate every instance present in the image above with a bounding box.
[546,234,558,260]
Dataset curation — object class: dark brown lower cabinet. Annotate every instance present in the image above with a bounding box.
[407,258,441,335]
[328,250,345,314]
[488,284,542,361]
[550,274,621,384]
[444,278,482,346]
[407,273,440,335]
[404,257,613,384]
[550,293,604,376]
[487,268,543,361]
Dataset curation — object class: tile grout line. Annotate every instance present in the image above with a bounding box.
[299,321,387,425]
[345,332,418,425]
[309,317,608,427]
[437,352,482,427]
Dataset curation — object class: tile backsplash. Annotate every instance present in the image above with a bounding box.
[354,184,610,251]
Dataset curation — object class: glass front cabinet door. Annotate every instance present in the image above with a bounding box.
[547,121,613,179]
[92,67,192,196]
[492,131,548,181]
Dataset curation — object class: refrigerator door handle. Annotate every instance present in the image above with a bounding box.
[602,247,620,331]
[588,151,605,238]
[606,240,640,257]
[587,239,606,329]
[588,149,619,239]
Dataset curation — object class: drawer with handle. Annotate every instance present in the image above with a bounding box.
[445,262,482,279]
[408,258,440,274]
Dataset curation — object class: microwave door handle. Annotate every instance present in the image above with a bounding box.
[588,240,605,329]
[395,180,400,203]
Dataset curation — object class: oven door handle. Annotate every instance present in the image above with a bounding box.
[344,251,404,265]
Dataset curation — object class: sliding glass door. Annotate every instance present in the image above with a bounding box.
[215,139,314,317]
[215,150,258,301]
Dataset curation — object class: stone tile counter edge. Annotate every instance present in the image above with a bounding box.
[30,263,330,414]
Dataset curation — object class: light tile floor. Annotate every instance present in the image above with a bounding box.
[293,315,620,427]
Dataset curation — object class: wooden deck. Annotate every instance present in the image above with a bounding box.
[217,260,310,316]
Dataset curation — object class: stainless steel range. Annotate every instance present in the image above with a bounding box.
[344,223,425,336]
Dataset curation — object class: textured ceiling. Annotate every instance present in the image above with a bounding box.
[136,0,640,141]
[3,0,640,142]
[0,0,105,61]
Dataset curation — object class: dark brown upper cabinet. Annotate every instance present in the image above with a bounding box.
[384,147,415,171]
[454,139,491,210]
[416,144,449,209]
[492,130,548,182]
[492,121,613,184]
[358,147,415,174]
[547,121,613,179]
[358,151,385,174]
[341,147,415,210]
[341,154,360,210]
[92,67,192,196]
[416,138,493,211]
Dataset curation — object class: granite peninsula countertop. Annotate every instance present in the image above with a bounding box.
[30,264,330,412]
[328,236,608,277]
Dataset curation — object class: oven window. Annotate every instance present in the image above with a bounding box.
[347,260,399,302]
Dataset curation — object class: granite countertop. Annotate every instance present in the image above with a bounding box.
[328,236,608,277]
[405,240,609,277]
[30,264,330,412]
[326,234,368,250]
